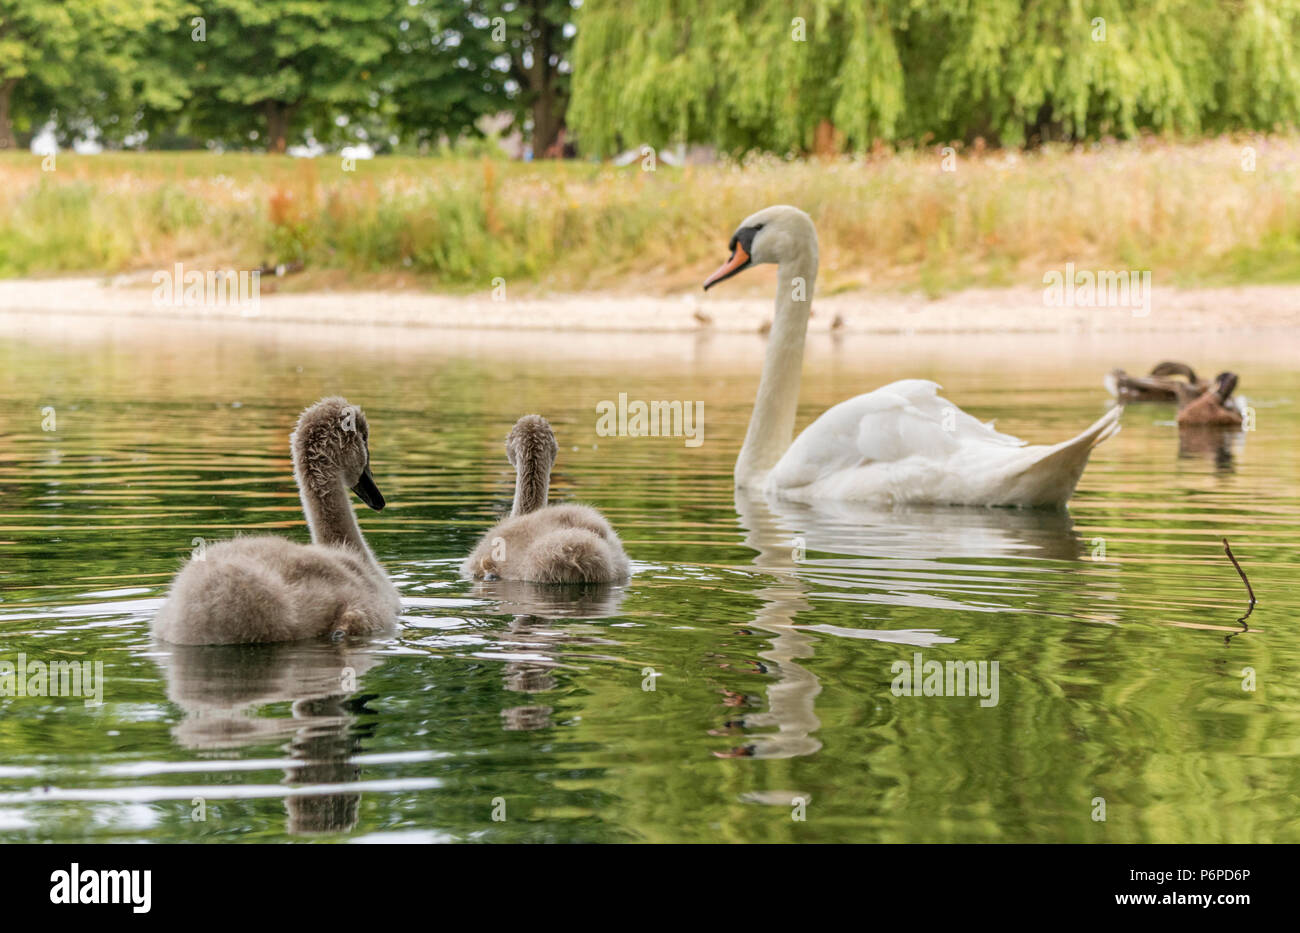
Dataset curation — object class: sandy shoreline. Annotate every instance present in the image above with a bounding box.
[2,276,1299,334]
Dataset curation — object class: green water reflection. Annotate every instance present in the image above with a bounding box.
[0,319,1296,842]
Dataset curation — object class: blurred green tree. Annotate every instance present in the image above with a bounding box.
[569,0,1300,155]
[0,0,183,150]
[482,0,578,157]
[149,0,395,152]
[381,0,507,151]
[142,1,522,153]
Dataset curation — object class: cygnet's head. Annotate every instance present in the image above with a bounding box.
[506,414,558,471]
[291,397,385,510]
[702,205,818,290]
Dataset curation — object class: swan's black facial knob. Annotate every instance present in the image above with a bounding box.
[703,224,762,290]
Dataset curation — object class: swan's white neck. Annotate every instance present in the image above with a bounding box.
[735,247,817,488]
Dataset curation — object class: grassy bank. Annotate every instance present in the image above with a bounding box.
[3,138,1300,296]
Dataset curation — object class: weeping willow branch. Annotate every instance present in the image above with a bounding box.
[570,0,1300,156]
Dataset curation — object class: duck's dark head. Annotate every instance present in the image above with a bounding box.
[1213,372,1239,404]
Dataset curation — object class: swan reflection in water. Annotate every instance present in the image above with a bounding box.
[468,579,628,732]
[726,489,1082,763]
[154,641,383,835]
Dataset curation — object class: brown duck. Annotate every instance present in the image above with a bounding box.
[1176,373,1244,427]
[1106,361,1209,402]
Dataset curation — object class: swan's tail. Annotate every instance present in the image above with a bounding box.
[154,556,297,645]
[524,528,628,584]
[1002,406,1123,508]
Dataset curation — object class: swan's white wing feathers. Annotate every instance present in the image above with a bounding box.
[768,380,1032,499]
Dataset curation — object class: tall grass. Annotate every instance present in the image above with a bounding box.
[2,138,1299,295]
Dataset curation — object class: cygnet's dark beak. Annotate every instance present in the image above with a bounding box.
[351,465,385,511]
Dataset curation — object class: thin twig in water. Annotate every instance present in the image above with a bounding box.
[1222,537,1256,644]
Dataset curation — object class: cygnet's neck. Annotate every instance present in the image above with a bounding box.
[296,461,381,569]
[511,444,552,516]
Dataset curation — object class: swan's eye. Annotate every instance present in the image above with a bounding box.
[753,224,764,231]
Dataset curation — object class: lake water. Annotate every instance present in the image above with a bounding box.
[1,315,1296,843]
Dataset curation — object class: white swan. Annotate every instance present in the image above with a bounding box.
[462,415,630,583]
[703,205,1122,507]
[153,397,401,645]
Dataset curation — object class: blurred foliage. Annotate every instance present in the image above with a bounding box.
[5,1,1300,157]
[3,137,1300,294]
[141,0,397,153]
[0,0,184,150]
[570,0,1300,156]
[0,0,574,154]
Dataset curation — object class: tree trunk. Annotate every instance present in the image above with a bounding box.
[0,79,18,153]
[813,119,840,157]
[528,0,562,157]
[264,101,295,154]
[532,81,560,157]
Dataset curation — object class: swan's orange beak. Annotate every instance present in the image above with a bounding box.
[703,242,751,290]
